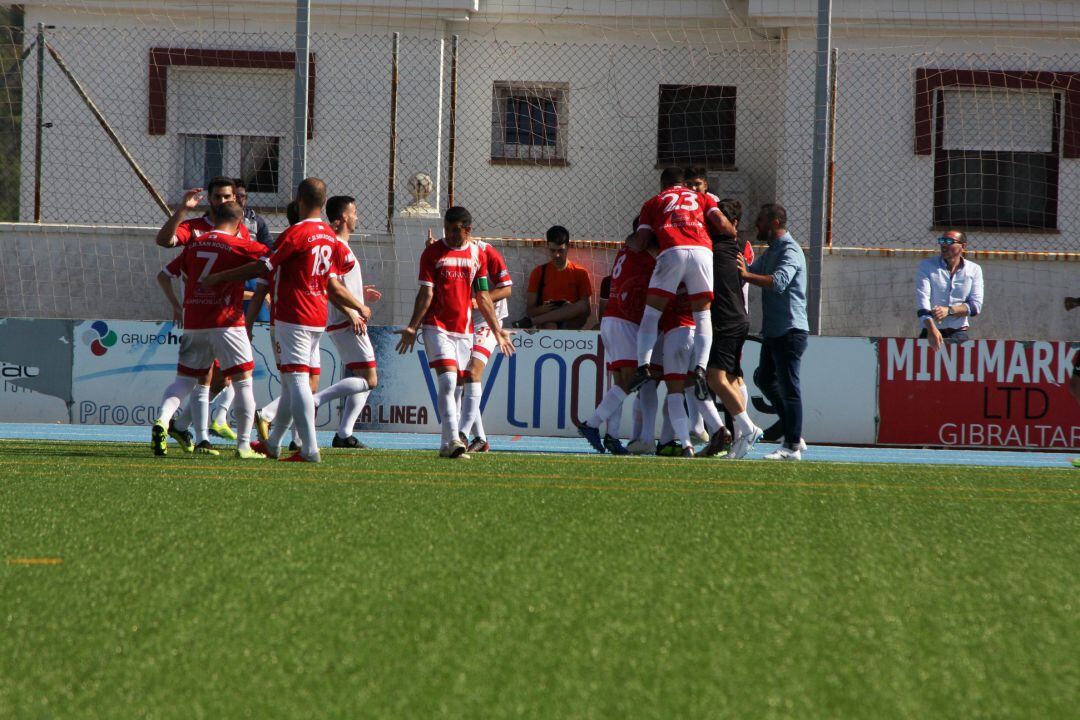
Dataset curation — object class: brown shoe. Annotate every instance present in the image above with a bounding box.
[466,437,490,453]
[700,427,733,457]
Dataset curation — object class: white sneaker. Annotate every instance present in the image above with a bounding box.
[690,430,710,445]
[440,438,469,459]
[764,446,802,461]
[627,439,655,455]
[729,426,764,460]
[798,438,807,452]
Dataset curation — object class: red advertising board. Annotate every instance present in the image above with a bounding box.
[878,338,1080,449]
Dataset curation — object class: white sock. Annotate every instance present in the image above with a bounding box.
[659,395,674,445]
[458,382,483,441]
[261,394,281,424]
[740,382,749,408]
[638,380,658,443]
[666,393,691,446]
[312,376,369,408]
[686,387,706,435]
[630,395,643,442]
[157,375,198,424]
[587,385,627,428]
[232,377,255,450]
[191,385,211,444]
[636,306,662,366]
[337,390,370,438]
[436,372,459,446]
[694,393,724,435]
[607,407,622,439]
[210,383,235,426]
[285,373,318,459]
[691,311,712,371]
[733,411,755,437]
[267,383,294,452]
[174,396,192,431]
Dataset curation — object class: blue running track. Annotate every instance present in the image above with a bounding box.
[0,422,1075,469]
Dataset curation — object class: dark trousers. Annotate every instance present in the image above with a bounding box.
[758,330,808,447]
[918,327,970,342]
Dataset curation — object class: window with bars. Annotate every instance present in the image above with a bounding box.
[657,84,736,168]
[182,134,281,197]
[491,82,568,164]
[933,89,1060,230]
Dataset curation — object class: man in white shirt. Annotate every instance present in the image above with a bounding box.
[916,229,984,351]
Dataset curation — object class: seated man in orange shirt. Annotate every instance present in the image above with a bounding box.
[524,226,593,329]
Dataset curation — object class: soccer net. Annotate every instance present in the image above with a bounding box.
[0,1,1077,340]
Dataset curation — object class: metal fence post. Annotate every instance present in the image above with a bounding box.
[807,0,833,334]
[32,22,44,222]
[386,32,399,234]
[291,0,311,194]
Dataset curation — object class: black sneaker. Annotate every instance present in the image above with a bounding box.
[625,365,651,394]
[681,445,696,458]
[691,365,710,401]
[700,427,732,458]
[288,441,300,452]
[331,434,367,449]
[466,437,490,453]
[656,440,683,457]
[603,434,629,455]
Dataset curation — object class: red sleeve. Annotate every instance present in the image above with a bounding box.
[174,220,193,246]
[700,191,719,215]
[488,248,511,287]
[475,247,489,283]
[638,198,657,231]
[527,265,542,293]
[742,240,754,263]
[263,229,297,272]
[236,237,269,260]
[332,242,354,278]
[418,245,437,287]
[164,252,184,278]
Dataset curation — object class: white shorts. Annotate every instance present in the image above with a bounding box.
[177,326,254,377]
[471,323,498,366]
[661,326,694,382]
[422,326,471,374]
[648,246,714,301]
[600,317,638,371]
[329,327,376,370]
[273,321,322,375]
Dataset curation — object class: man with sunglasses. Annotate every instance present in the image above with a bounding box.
[916,230,984,351]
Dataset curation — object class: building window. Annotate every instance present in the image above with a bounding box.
[182,134,282,197]
[933,89,1060,230]
[657,84,736,168]
[491,82,568,165]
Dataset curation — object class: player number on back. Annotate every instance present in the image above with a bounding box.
[310,245,334,276]
[611,253,627,279]
[195,251,218,282]
[661,191,699,214]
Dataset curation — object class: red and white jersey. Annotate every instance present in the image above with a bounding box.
[325,237,364,332]
[602,243,656,325]
[742,240,754,315]
[262,218,353,330]
[174,215,252,246]
[659,284,695,333]
[637,185,720,253]
[474,240,512,326]
[163,230,268,330]
[418,239,488,337]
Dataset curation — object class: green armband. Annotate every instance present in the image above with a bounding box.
[474,276,490,292]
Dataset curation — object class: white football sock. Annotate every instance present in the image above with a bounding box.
[232,377,255,450]
[191,385,211,444]
[261,393,281,424]
[266,384,293,452]
[173,396,192,431]
[458,382,483,441]
[693,392,724,435]
[157,375,198,424]
[312,376,369,408]
[659,395,675,445]
[686,387,706,435]
[436,372,459,447]
[285,372,319,460]
[691,310,712,370]
[733,411,755,437]
[586,385,627,428]
[630,395,643,442]
[638,380,659,443]
[337,390,370,439]
[666,393,691,447]
[740,382,749,408]
[210,383,235,426]
[635,306,663,366]
[607,405,622,439]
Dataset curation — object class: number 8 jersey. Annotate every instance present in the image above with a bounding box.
[261,218,354,330]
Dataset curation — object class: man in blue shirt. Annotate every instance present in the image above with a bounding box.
[738,203,808,461]
[915,229,983,351]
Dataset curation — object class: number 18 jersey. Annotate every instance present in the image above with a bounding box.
[262,218,353,330]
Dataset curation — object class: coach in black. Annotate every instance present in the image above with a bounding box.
[702,199,762,458]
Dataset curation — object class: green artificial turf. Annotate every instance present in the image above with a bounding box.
[2,440,1078,719]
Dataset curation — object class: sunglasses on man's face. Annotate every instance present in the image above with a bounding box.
[937,236,962,246]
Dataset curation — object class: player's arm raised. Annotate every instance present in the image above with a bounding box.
[395,286,434,353]
[155,188,202,248]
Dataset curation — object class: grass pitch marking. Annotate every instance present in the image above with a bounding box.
[6,557,63,566]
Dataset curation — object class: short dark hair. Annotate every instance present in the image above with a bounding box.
[631,215,640,231]
[718,198,742,225]
[444,206,472,226]
[285,200,300,226]
[233,178,246,191]
[326,195,356,223]
[297,177,327,209]
[215,201,243,223]
[207,176,236,195]
[546,225,570,245]
[659,167,684,188]
[758,203,787,228]
[684,166,708,183]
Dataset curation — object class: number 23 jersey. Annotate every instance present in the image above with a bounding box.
[637,185,720,253]
[262,218,354,330]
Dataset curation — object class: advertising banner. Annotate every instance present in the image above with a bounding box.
[878,338,1080,449]
[0,318,72,423]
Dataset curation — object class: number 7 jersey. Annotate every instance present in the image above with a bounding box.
[261,218,354,330]
[163,230,268,330]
